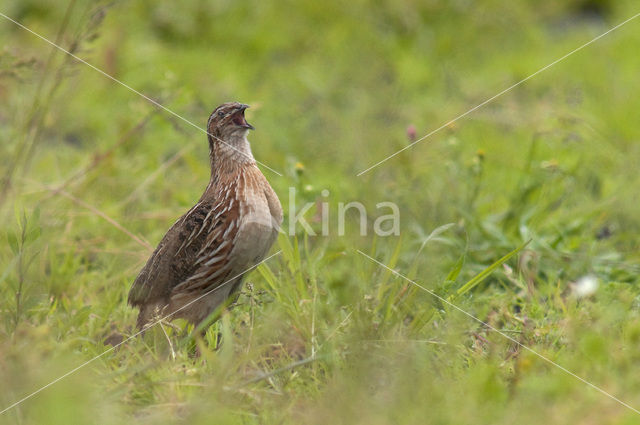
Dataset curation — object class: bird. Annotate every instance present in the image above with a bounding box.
[128,102,282,332]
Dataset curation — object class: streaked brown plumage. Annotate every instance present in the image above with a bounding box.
[128,102,282,330]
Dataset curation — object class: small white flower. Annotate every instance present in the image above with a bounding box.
[572,275,599,298]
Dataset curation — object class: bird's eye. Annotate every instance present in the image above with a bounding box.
[218,111,225,118]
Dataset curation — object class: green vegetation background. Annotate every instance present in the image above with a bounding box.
[1,0,640,423]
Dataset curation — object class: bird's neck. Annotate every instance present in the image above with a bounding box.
[207,133,255,187]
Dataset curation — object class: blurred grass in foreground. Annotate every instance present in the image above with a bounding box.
[1,0,640,423]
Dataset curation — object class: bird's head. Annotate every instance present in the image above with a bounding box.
[206,102,254,142]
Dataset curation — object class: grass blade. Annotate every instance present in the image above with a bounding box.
[452,239,531,299]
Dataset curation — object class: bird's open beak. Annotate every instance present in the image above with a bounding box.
[232,104,254,130]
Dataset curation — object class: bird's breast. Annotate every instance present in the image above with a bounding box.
[228,181,279,270]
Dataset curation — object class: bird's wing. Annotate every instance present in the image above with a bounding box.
[170,205,239,297]
[127,197,239,306]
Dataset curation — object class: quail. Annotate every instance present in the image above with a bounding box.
[128,102,282,330]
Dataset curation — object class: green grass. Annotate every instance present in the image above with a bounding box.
[1,0,640,423]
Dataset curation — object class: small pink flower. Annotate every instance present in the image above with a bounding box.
[406,124,416,142]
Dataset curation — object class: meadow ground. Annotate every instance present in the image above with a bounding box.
[1,1,640,424]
